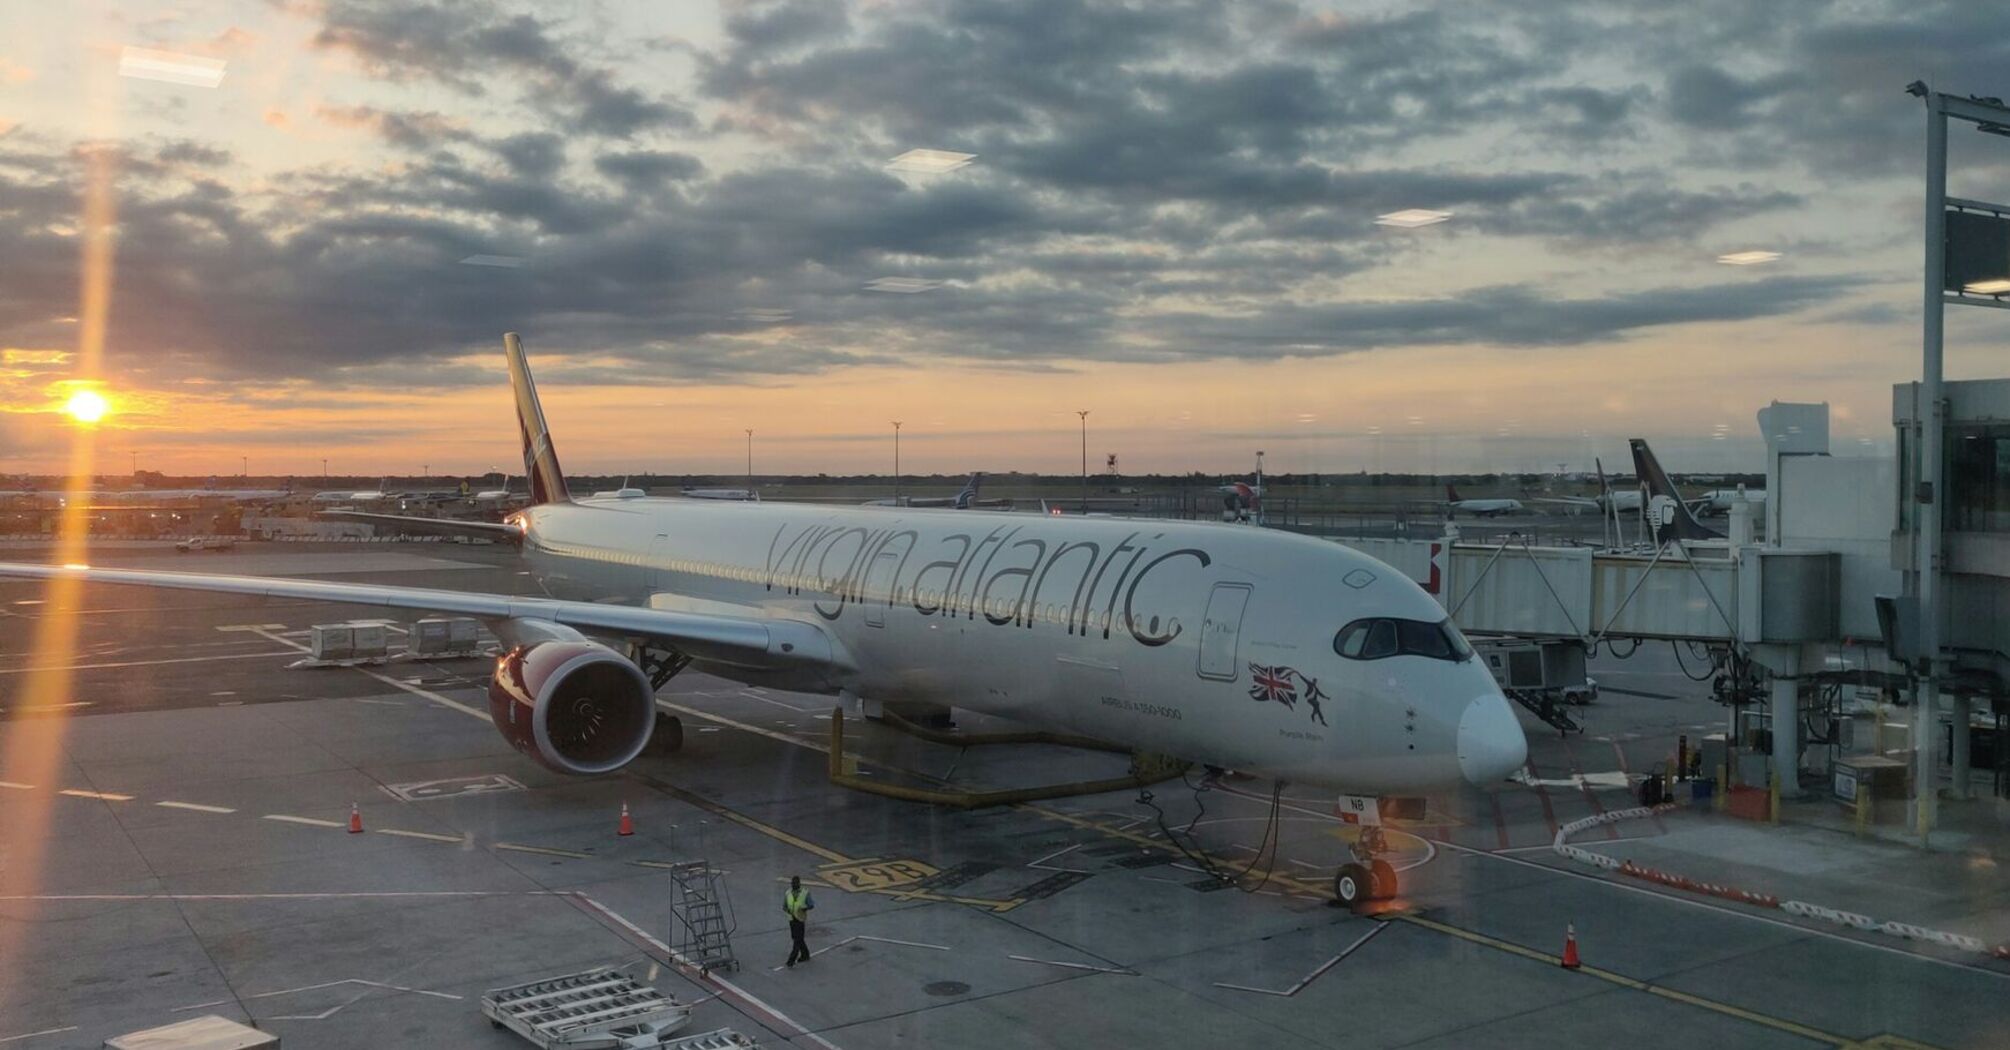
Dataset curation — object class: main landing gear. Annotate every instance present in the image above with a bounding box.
[1332,825,1399,908]
[628,643,691,757]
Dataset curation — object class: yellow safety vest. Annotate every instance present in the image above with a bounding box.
[784,889,809,921]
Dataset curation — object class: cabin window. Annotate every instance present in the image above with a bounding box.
[1334,617,1472,663]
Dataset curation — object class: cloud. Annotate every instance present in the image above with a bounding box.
[309,0,695,137]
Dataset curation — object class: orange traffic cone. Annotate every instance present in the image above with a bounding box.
[348,802,363,834]
[1560,923,1581,969]
[617,802,635,837]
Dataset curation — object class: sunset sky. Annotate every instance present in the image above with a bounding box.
[1,0,2007,480]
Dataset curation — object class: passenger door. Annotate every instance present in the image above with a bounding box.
[1197,583,1251,680]
[862,550,900,627]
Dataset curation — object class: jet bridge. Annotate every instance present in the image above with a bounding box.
[1339,525,1839,649]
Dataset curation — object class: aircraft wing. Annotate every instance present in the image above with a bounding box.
[316,510,521,541]
[1529,497,1598,508]
[0,562,781,656]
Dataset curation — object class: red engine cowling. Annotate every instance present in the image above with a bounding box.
[488,641,655,774]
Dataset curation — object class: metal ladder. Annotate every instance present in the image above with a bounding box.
[667,861,738,974]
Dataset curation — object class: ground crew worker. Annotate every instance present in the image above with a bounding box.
[783,876,814,967]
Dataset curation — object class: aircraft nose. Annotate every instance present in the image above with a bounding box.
[1457,693,1528,786]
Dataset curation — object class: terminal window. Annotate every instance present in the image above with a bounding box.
[1946,425,2010,533]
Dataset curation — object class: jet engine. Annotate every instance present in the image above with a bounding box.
[487,640,655,774]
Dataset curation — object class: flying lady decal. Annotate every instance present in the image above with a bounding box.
[1247,663,1329,726]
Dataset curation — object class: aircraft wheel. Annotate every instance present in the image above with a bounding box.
[655,713,685,754]
[1333,864,1370,907]
[1370,858,1398,899]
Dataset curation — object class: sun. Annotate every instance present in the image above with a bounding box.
[64,389,109,424]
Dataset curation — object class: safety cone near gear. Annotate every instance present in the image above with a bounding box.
[617,802,635,837]
[348,802,363,834]
[1560,923,1581,969]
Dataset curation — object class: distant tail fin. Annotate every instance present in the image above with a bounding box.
[1629,438,1718,541]
[504,333,571,505]
[954,472,982,509]
[1445,483,1461,503]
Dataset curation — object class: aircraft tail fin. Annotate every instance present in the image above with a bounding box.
[504,333,572,505]
[1629,438,1719,541]
[954,472,982,509]
[1445,483,1461,503]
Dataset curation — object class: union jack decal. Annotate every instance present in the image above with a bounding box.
[1246,663,1329,726]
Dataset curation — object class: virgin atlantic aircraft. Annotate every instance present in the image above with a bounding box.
[0,334,1526,904]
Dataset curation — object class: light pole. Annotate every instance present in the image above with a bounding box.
[240,455,247,477]
[322,458,328,482]
[891,421,903,502]
[745,429,754,494]
[1077,410,1090,511]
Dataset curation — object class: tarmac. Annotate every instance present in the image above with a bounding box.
[1,541,2005,1049]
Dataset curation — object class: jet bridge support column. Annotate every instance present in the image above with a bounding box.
[1770,674,1802,800]
[1949,694,1972,801]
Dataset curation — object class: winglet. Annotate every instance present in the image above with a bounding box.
[504,333,571,505]
[1629,438,1718,541]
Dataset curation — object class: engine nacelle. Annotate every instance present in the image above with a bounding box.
[488,640,655,775]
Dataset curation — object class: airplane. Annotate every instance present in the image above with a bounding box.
[863,473,1008,510]
[1219,480,1261,523]
[1631,438,1724,542]
[100,477,294,503]
[679,487,760,501]
[1441,484,1523,518]
[1691,485,1766,517]
[0,333,1528,905]
[1532,458,1643,516]
[312,479,397,504]
[474,476,527,503]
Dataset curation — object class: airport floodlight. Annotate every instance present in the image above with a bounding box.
[864,277,940,293]
[1963,278,2010,295]
[1374,209,1452,228]
[118,47,225,88]
[885,149,975,174]
[1716,250,1782,266]
[460,254,526,268]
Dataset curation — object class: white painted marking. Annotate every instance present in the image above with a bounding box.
[572,893,845,1050]
[739,689,811,712]
[1027,842,1091,873]
[12,701,92,712]
[767,934,951,971]
[59,788,132,801]
[1434,835,2010,982]
[376,828,463,843]
[173,978,462,1017]
[0,1026,78,1045]
[1007,955,1137,975]
[251,627,486,719]
[0,781,33,790]
[209,691,236,697]
[262,813,345,828]
[0,891,543,901]
[156,800,235,814]
[1212,922,1386,996]
[0,651,294,675]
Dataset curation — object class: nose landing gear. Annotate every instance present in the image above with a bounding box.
[1332,825,1399,907]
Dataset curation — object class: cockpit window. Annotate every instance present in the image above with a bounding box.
[1334,617,1472,663]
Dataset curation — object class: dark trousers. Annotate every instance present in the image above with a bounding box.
[786,918,810,965]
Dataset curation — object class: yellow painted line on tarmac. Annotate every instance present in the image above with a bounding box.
[377,828,463,843]
[59,788,133,801]
[262,814,347,829]
[626,756,853,866]
[494,843,593,860]
[156,801,235,814]
[1398,913,1859,1046]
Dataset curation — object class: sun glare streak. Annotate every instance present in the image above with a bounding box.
[0,93,118,969]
